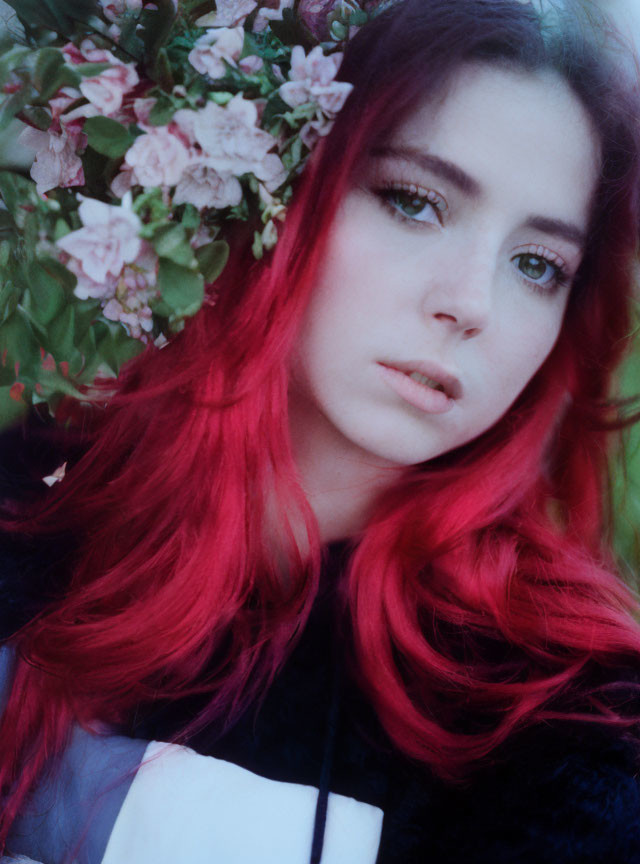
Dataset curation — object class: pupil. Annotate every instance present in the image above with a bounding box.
[521,255,547,279]
[398,193,425,216]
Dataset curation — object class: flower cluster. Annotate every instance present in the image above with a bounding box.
[0,0,370,427]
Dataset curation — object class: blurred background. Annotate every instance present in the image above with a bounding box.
[0,0,638,580]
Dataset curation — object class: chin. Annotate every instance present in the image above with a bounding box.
[343,425,451,469]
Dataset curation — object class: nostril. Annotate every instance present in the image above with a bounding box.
[434,312,458,324]
[463,327,480,339]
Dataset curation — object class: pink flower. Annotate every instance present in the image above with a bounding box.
[19,126,85,195]
[110,163,135,198]
[192,94,282,179]
[261,218,278,249]
[258,152,287,191]
[188,27,245,78]
[80,62,139,117]
[132,97,158,131]
[77,39,122,64]
[43,462,67,487]
[195,0,257,27]
[65,257,118,300]
[171,108,198,145]
[279,45,352,115]
[300,116,333,149]
[190,224,216,249]
[258,183,287,222]
[174,161,243,209]
[238,54,264,74]
[98,0,143,22]
[101,243,158,339]
[123,127,191,187]
[253,0,294,32]
[103,296,153,339]
[57,193,142,284]
[48,87,83,123]
[62,43,86,65]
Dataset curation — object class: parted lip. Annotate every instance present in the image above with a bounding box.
[379,360,463,400]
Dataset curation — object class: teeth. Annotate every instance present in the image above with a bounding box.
[407,371,445,392]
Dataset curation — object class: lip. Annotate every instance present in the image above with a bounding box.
[379,360,462,400]
[378,362,458,415]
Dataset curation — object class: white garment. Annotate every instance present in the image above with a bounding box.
[0,857,44,863]
[102,741,384,864]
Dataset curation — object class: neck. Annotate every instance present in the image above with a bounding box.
[288,392,404,545]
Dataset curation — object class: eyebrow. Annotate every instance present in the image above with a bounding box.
[521,216,586,249]
[372,145,483,197]
[370,145,587,249]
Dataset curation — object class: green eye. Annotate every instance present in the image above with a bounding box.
[392,191,431,217]
[377,185,447,225]
[515,253,557,285]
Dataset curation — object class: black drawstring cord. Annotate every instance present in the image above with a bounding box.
[309,657,343,864]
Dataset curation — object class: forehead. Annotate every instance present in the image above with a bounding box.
[389,63,601,231]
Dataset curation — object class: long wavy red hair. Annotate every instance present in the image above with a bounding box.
[1,0,640,845]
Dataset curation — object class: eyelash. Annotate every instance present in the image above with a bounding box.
[370,181,571,295]
[512,245,570,295]
[372,181,448,227]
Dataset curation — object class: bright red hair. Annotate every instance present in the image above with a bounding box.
[2,0,640,846]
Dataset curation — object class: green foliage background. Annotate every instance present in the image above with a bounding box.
[612,311,640,590]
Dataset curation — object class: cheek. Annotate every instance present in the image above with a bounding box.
[493,303,567,397]
[297,213,386,362]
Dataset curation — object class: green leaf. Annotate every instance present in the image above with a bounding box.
[0,244,11,270]
[180,204,200,230]
[0,309,39,372]
[157,257,204,318]
[3,0,101,34]
[0,46,32,92]
[75,62,117,78]
[34,48,65,93]
[262,93,292,130]
[209,91,233,106]
[148,94,177,126]
[269,8,313,48]
[252,230,263,259]
[47,304,77,361]
[39,65,81,101]
[0,210,15,236]
[118,17,146,59]
[0,280,18,325]
[195,240,229,284]
[84,116,136,158]
[140,0,177,59]
[53,218,71,241]
[150,47,174,91]
[330,20,348,40]
[0,171,38,219]
[95,322,143,376]
[37,367,84,400]
[21,106,52,132]
[73,299,100,342]
[0,86,31,132]
[0,384,28,429]
[25,259,66,326]
[152,224,196,268]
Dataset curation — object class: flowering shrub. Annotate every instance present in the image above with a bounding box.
[0,0,370,426]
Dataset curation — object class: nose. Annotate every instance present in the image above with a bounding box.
[422,245,494,339]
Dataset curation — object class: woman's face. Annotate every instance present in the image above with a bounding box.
[289,63,600,469]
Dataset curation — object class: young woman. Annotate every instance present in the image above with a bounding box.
[1,0,640,861]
